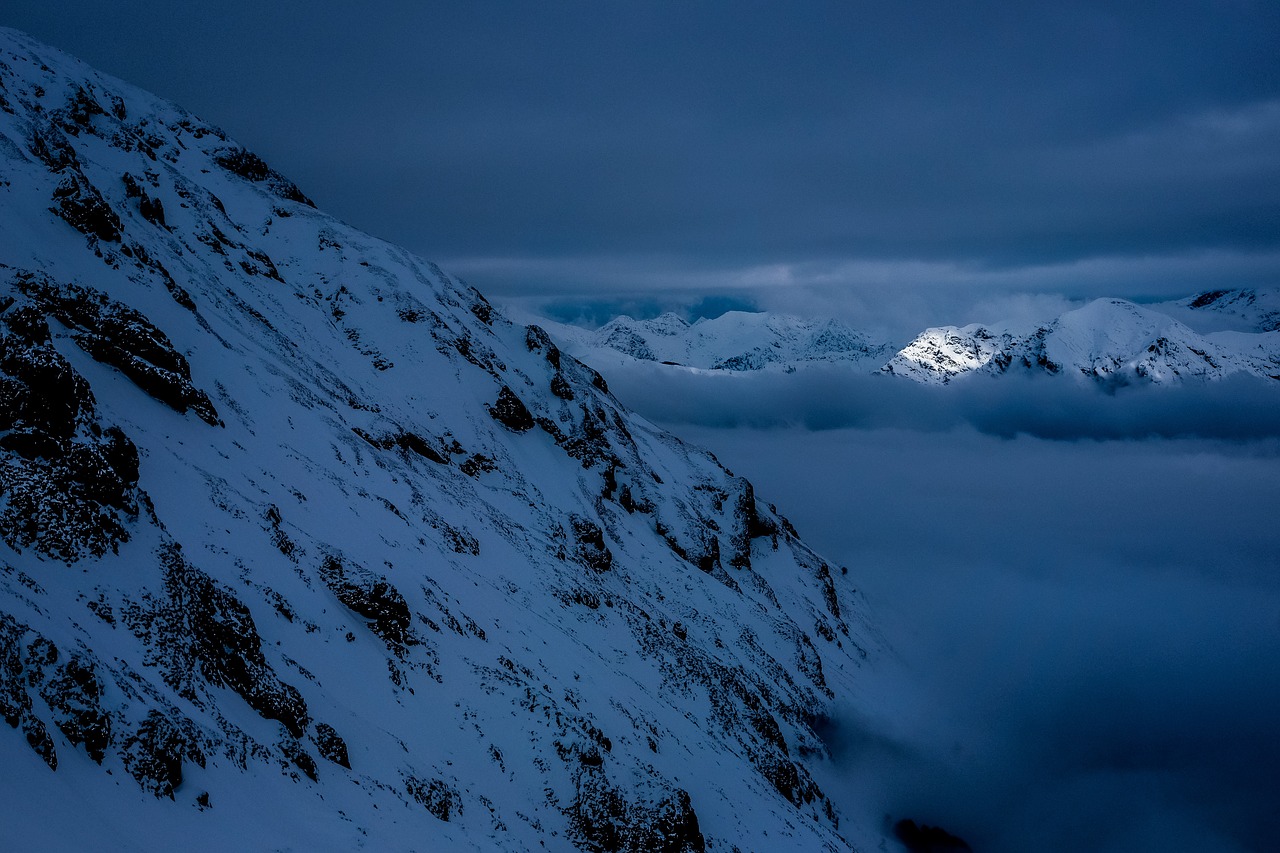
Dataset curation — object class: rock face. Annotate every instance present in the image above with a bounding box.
[0,27,879,851]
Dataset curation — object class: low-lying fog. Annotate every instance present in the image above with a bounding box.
[609,365,1280,852]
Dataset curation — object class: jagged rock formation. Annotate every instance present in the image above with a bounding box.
[0,28,880,851]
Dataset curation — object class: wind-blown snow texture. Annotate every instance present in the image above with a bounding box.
[0,29,880,851]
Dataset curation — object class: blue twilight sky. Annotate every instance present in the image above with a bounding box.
[5,1,1279,327]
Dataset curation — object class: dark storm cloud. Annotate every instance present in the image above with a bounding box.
[6,1,1279,307]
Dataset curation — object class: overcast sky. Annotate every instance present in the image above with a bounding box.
[6,2,1279,325]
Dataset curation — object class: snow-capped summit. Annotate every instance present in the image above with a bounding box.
[0,28,880,850]
[547,310,893,373]
[885,298,1280,386]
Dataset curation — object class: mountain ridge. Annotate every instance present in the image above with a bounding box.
[537,294,1280,388]
[0,28,879,851]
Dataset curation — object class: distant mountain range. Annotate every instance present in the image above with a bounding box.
[539,292,1280,388]
[545,311,893,372]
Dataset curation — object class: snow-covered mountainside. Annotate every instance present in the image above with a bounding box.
[883,298,1280,386]
[1155,288,1280,334]
[0,29,881,851]
[543,311,892,373]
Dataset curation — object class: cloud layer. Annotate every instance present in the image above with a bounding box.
[672,423,1280,853]
[601,361,1280,440]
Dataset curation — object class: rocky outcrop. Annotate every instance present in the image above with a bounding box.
[125,545,310,739]
[568,770,705,853]
[314,722,350,769]
[11,273,219,424]
[121,709,204,799]
[319,554,414,649]
[488,385,535,433]
[211,146,314,207]
[0,293,141,560]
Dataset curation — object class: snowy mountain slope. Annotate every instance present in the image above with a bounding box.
[1153,287,1280,334]
[543,311,892,373]
[883,299,1280,386]
[0,28,882,851]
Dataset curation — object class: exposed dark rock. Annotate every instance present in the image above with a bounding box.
[211,146,314,207]
[525,324,562,369]
[145,545,310,738]
[122,710,198,799]
[240,248,283,282]
[815,562,841,619]
[11,273,219,425]
[489,386,534,433]
[121,173,166,227]
[62,84,105,130]
[567,769,705,853]
[0,308,141,559]
[51,170,121,242]
[0,614,58,770]
[0,328,92,439]
[28,120,79,171]
[1189,289,1230,309]
[406,775,462,822]
[551,371,575,400]
[282,739,319,782]
[41,655,112,763]
[319,555,413,649]
[459,453,496,477]
[756,751,820,808]
[397,431,449,464]
[314,722,350,769]
[570,515,613,573]
[468,290,494,325]
[264,504,298,560]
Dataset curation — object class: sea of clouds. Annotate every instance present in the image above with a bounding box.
[605,364,1280,852]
